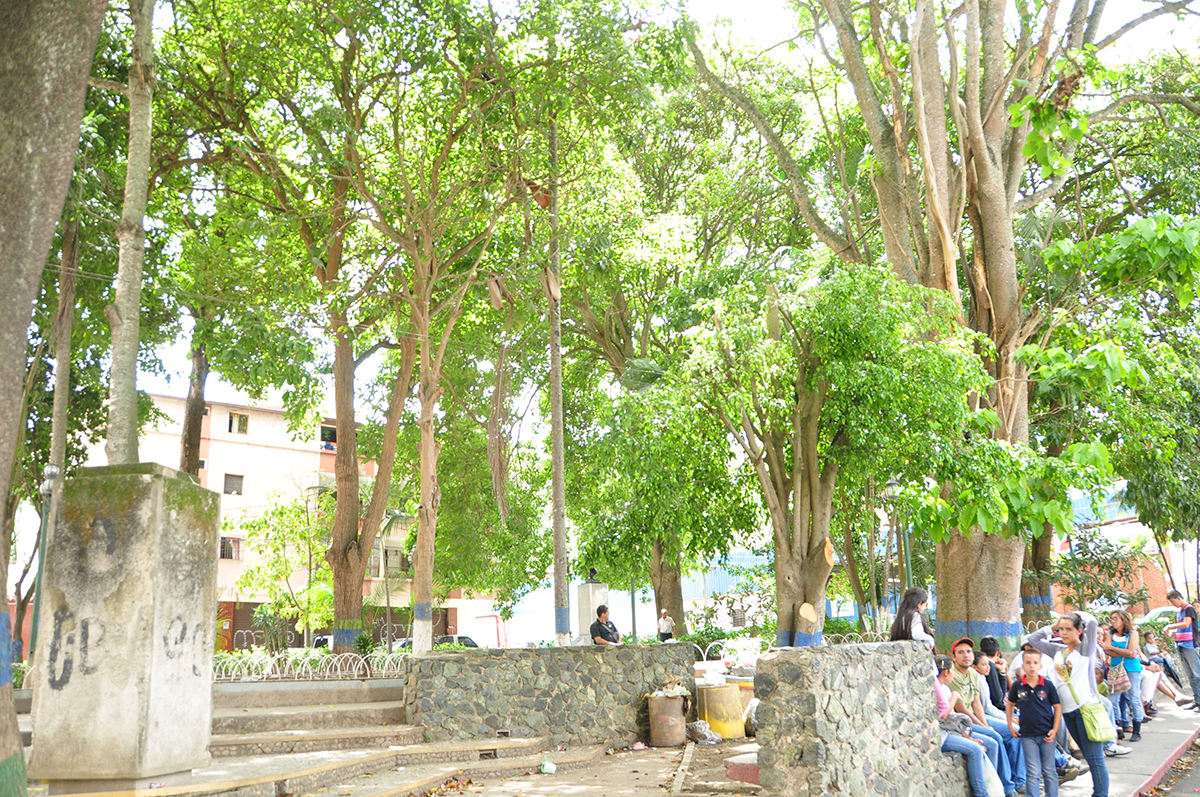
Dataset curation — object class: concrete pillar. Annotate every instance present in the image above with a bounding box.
[28,464,220,792]
[577,581,609,639]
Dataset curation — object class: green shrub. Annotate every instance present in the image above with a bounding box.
[822,617,860,636]
[353,634,378,656]
[11,663,25,690]
[432,642,470,650]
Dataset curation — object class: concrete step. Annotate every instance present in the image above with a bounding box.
[31,738,556,797]
[211,700,406,734]
[209,724,426,757]
[212,677,406,709]
[305,742,608,797]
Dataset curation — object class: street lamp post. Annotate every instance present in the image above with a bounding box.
[27,463,62,661]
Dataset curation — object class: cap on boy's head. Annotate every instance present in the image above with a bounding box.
[596,604,608,617]
[935,655,953,673]
[951,637,974,652]
[661,609,668,614]
[979,636,1000,656]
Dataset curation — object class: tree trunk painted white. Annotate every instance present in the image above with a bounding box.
[104,0,156,465]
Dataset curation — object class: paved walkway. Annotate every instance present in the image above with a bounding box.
[1058,699,1200,797]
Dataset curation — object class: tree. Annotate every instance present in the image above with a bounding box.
[103,0,155,465]
[0,2,109,791]
[235,493,336,645]
[683,260,987,644]
[569,383,759,635]
[685,0,1200,647]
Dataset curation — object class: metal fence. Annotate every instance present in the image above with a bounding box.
[212,650,409,682]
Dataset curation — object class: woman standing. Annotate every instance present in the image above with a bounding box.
[1104,611,1144,741]
[889,587,935,649]
[1025,612,1110,797]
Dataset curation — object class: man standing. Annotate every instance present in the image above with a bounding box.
[658,609,676,642]
[591,605,621,646]
[1165,590,1200,710]
[951,637,1024,797]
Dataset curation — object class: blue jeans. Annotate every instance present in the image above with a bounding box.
[944,731,1000,797]
[1100,695,1117,752]
[972,722,1015,793]
[1063,708,1109,797]
[1178,645,1200,704]
[1116,669,1144,725]
[985,714,1026,788]
[1020,736,1059,797]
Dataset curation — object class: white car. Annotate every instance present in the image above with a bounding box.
[1137,606,1177,626]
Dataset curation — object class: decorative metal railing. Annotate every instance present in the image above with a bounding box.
[212,650,409,682]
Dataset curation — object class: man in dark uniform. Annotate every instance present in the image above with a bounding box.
[590,604,621,646]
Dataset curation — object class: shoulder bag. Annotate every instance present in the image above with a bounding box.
[1067,676,1117,743]
[1107,660,1131,693]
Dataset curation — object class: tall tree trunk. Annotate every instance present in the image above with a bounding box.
[546,37,570,648]
[650,537,687,636]
[838,508,871,633]
[178,319,208,476]
[411,325,442,655]
[327,316,364,653]
[1021,524,1057,625]
[0,2,107,790]
[104,0,155,465]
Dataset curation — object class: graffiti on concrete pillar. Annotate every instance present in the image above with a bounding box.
[46,606,107,691]
[164,613,207,677]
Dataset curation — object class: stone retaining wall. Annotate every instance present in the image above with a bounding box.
[754,641,971,796]
[405,644,695,745]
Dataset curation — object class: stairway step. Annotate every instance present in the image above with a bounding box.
[209,724,426,757]
[39,738,554,797]
[211,700,405,734]
[213,677,406,709]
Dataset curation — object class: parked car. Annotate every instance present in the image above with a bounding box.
[1138,606,1177,626]
[387,635,478,651]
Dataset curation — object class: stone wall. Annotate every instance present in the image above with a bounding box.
[405,644,695,745]
[754,641,970,796]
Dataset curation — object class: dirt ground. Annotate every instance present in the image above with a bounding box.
[431,747,683,796]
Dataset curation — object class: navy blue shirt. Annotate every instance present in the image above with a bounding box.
[1007,676,1060,738]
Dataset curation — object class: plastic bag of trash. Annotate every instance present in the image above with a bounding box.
[685,720,723,745]
[743,698,760,737]
[539,755,557,774]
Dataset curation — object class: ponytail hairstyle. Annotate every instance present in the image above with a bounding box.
[889,587,932,641]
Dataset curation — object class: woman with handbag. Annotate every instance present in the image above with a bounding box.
[1103,611,1143,741]
[1025,612,1112,797]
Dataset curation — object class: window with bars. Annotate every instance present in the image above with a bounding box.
[219,537,241,560]
[732,609,747,628]
[223,474,244,495]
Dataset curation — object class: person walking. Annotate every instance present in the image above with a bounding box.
[1164,590,1200,711]
[1103,611,1143,741]
[657,609,676,642]
[1025,612,1111,797]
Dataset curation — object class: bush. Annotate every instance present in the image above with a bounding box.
[823,617,859,636]
[11,663,25,690]
[353,633,378,656]
[432,642,471,651]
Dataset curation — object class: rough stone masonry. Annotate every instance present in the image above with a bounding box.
[406,644,695,746]
[754,640,971,796]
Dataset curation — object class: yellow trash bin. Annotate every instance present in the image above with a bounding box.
[697,684,745,740]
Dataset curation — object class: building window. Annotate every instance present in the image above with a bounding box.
[198,459,206,471]
[732,609,747,628]
[219,537,241,560]
[229,412,249,434]
[223,474,244,495]
[320,424,337,451]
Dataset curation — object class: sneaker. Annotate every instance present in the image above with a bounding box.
[1105,744,1133,757]
[1059,763,1084,784]
[1175,697,1194,707]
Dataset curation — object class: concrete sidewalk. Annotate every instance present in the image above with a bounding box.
[1059,700,1200,797]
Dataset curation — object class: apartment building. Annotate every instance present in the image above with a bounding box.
[84,394,498,648]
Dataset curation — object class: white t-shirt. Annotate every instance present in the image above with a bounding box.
[1052,647,1100,713]
[658,615,676,634]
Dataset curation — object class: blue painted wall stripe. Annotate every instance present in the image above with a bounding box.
[1021,595,1054,605]
[554,607,571,635]
[794,631,823,647]
[773,630,825,647]
[413,602,433,621]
